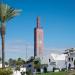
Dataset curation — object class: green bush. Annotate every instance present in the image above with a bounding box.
[61,68,67,71]
[15,66,20,71]
[0,68,13,75]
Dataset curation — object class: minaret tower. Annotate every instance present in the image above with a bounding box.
[34,16,44,57]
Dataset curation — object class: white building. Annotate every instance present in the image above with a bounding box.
[0,63,2,68]
[64,48,75,69]
[40,53,66,71]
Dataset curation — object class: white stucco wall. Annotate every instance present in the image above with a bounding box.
[0,64,2,68]
[66,52,75,69]
[40,53,66,71]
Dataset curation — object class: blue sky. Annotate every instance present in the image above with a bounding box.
[0,0,75,59]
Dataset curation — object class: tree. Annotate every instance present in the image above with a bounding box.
[16,58,25,67]
[8,58,25,69]
[8,58,16,67]
[0,3,21,68]
[18,58,22,61]
[33,57,41,72]
[5,61,8,66]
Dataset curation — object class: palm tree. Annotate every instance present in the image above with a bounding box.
[0,3,21,68]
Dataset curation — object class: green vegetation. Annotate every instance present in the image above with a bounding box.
[0,68,13,75]
[9,58,25,67]
[34,57,41,69]
[36,72,67,75]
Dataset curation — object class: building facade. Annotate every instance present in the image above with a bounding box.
[64,48,75,69]
[34,17,44,57]
[40,53,66,71]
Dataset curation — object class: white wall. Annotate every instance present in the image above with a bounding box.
[40,53,66,71]
[0,64,2,68]
[66,52,75,69]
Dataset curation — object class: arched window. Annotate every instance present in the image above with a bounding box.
[72,58,73,61]
[68,63,71,69]
[68,58,70,61]
[49,59,51,62]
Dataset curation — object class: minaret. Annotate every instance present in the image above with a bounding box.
[37,16,40,28]
[34,16,44,58]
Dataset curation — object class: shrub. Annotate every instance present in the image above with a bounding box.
[15,66,20,71]
[0,68,13,75]
[61,68,67,71]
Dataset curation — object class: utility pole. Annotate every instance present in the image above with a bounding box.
[26,43,28,61]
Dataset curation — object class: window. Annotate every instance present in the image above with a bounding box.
[72,58,73,61]
[49,59,51,62]
[68,63,71,69]
[68,58,70,61]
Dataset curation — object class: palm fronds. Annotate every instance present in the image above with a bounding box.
[0,3,21,22]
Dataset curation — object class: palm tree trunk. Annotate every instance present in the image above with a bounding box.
[1,35,5,68]
[1,22,5,68]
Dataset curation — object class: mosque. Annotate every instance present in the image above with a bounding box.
[34,17,75,71]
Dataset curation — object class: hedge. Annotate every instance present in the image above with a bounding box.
[0,68,13,75]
